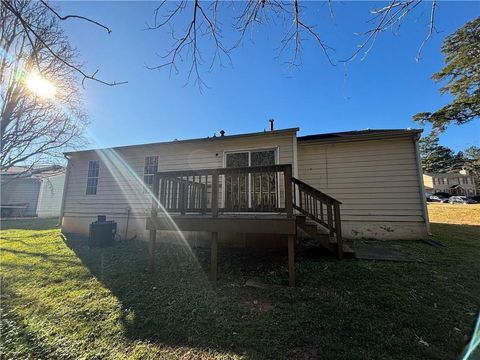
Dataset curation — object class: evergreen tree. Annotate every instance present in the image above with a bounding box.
[414,17,480,132]
[419,136,456,173]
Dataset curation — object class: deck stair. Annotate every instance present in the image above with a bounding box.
[292,178,355,259]
[296,215,355,258]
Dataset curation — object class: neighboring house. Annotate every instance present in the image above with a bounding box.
[423,170,477,197]
[1,165,66,218]
[60,127,430,244]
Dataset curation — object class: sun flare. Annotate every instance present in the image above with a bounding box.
[25,72,56,99]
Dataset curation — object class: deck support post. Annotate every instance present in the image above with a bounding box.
[210,232,218,281]
[149,230,156,273]
[334,203,343,259]
[149,174,160,273]
[211,171,219,218]
[288,235,295,287]
[284,165,293,219]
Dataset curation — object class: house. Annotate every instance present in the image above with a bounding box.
[60,126,430,286]
[423,170,477,197]
[1,165,66,218]
[60,126,429,241]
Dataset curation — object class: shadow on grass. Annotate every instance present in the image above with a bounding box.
[1,281,59,359]
[0,247,80,266]
[63,234,347,358]
[429,223,480,240]
[59,222,479,359]
[1,218,59,230]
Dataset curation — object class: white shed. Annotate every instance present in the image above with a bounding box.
[1,166,65,218]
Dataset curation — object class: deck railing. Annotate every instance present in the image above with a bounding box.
[292,177,343,258]
[152,164,293,218]
[150,164,343,258]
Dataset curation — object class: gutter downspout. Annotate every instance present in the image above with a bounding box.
[57,154,71,227]
[35,177,44,217]
[413,134,431,236]
[292,132,298,179]
[293,132,299,214]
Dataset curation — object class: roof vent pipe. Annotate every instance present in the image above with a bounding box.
[220,130,225,137]
[269,119,274,131]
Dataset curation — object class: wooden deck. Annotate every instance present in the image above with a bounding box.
[147,214,296,234]
[146,164,344,287]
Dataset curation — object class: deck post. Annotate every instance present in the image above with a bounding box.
[210,231,218,281]
[284,165,293,218]
[149,174,160,273]
[211,171,219,218]
[288,235,295,287]
[334,203,343,259]
[201,183,207,214]
[327,199,333,236]
[149,217,157,273]
[179,182,186,215]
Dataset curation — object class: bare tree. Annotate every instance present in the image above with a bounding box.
[1,0,126,87]
[1,1,87,170]
[3,0,438,93]
[147,0,438,88]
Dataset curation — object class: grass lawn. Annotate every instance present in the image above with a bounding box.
[1,212,479,359]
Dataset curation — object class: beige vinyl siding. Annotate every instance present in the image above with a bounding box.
[298,137,425,223]
[62,131,295,234]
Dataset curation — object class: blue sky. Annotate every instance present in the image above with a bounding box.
[58,1,479,152]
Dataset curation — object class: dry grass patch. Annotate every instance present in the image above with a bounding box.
[427,203,480,225]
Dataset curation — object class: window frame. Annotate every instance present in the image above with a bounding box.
[86,160,100,195]
[143,156,159,191]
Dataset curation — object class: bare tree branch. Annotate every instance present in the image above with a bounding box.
[343,0,437,63]
[2,0,126,87]
[39,0,112,34]
[416,0,437,62]
[147,0,335,88]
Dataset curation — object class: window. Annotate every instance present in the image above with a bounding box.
[86,160,99,195]
[144,156,158,189]
[224,149,277,210]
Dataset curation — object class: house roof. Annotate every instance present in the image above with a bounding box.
[297,129,423,143]
[64,127,423,156]
[0,165,65,179]
[65,128,300,155]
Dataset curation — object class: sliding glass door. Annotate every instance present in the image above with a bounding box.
[225,152,249,210]
[224,149,277,211]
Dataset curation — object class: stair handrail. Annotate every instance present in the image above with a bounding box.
[292,177,343,259]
